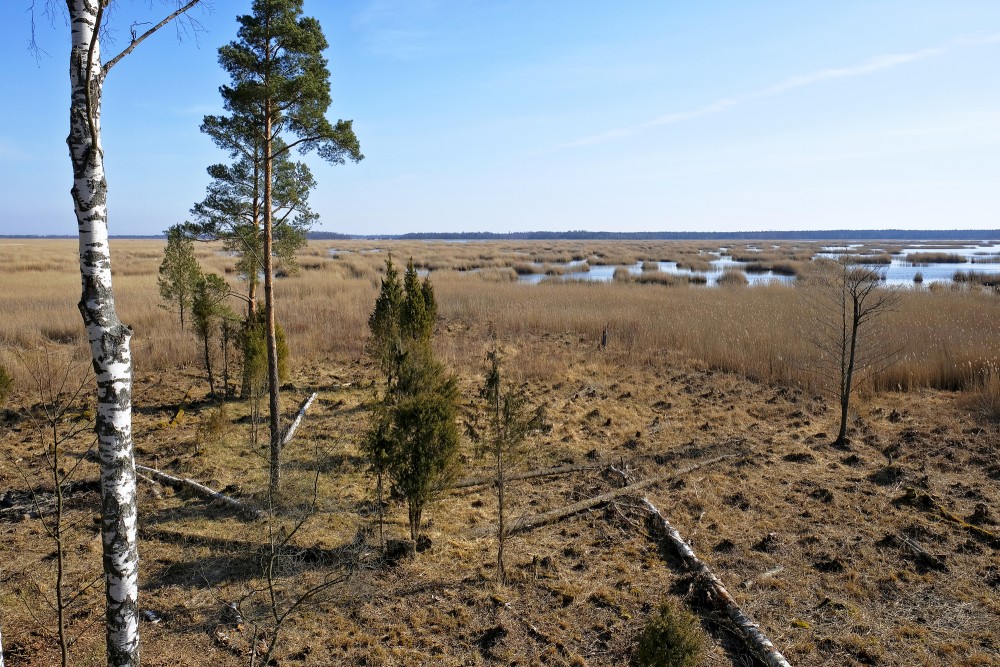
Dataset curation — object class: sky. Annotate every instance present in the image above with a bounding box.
[1,1,1000,236]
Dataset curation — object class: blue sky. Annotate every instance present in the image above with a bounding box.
[2,1,1000,236]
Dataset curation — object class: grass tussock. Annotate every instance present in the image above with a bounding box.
[716,269,748,287]
[742,260,800,276]
[675,257,714,272]
[952,271,1000,288]
[845,253,893,265]
[906,252,967,265]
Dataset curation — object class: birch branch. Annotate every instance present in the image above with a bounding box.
[102,0,203,74]
[136,464,262,519]
[642,497,793,667]
[281,392,318,450]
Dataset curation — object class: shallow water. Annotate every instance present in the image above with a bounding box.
[521,258,794,287]
[821,243,1000,286]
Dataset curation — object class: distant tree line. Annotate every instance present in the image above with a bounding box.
[5,228,999,241]
[388,229,1000,241]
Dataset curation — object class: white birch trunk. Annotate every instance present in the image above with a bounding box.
[642,498,793,667]
[0,621,5,667]
[68,3,141,665]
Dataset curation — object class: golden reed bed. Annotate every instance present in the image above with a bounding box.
[1,239,998,397]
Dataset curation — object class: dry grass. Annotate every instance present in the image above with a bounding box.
[969,362,1000,421]
[1,237,999,666]
[2,319,998,666]
[953,271,1000,288]
[844,253,893,265]
[906,252,968,265]
[3,239,999,398]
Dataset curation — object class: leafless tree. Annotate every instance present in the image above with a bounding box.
[11,346,103,667]
[229,458,359,667]
[803,258,900,446]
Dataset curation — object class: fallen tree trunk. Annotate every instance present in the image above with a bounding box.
[281,392,318,451]
[642,497,792,667]
[475,455,735,538]
[136,464,262,519]
[452,463,599,491]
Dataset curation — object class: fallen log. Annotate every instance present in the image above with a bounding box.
[642,497,792,667]
[136,464,262,519]
[473,455,736,538]
[281,392,318,451]
[452,463,599,491]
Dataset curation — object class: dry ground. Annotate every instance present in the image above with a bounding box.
[1,239,998,666]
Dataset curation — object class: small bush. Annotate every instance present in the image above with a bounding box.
[636,599,706,667]
[196,403,232,453]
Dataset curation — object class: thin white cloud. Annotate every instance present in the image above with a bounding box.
[352,0,441,60]
[0,139,29,160]
[560,34,1000,149]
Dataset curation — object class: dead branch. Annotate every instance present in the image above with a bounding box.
[451,463,599,491]
[280,392,318,450]
[102,0,203,74]
[472,455,736,538]
[135,464,262,519]
[898,535,948,571]
[642,497,792,667]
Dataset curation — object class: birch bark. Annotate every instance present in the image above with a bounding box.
[68,2,139,665]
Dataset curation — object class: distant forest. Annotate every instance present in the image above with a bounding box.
[5,229,999,241]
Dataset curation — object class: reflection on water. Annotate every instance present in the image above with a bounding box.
[329,241,1000,289]
[822,243,1000,286]
[519,258,794,287]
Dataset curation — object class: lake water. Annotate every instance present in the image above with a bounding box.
[331,242,1000,289]
[820,243,1000,286]
[518,258,794,286]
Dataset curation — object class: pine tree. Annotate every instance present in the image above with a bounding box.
[187,139,316,316]
[158,224,203,330]
[209,0,363,496]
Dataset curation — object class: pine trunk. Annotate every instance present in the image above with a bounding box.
[263,106,282,498]
[68,4,141,666]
